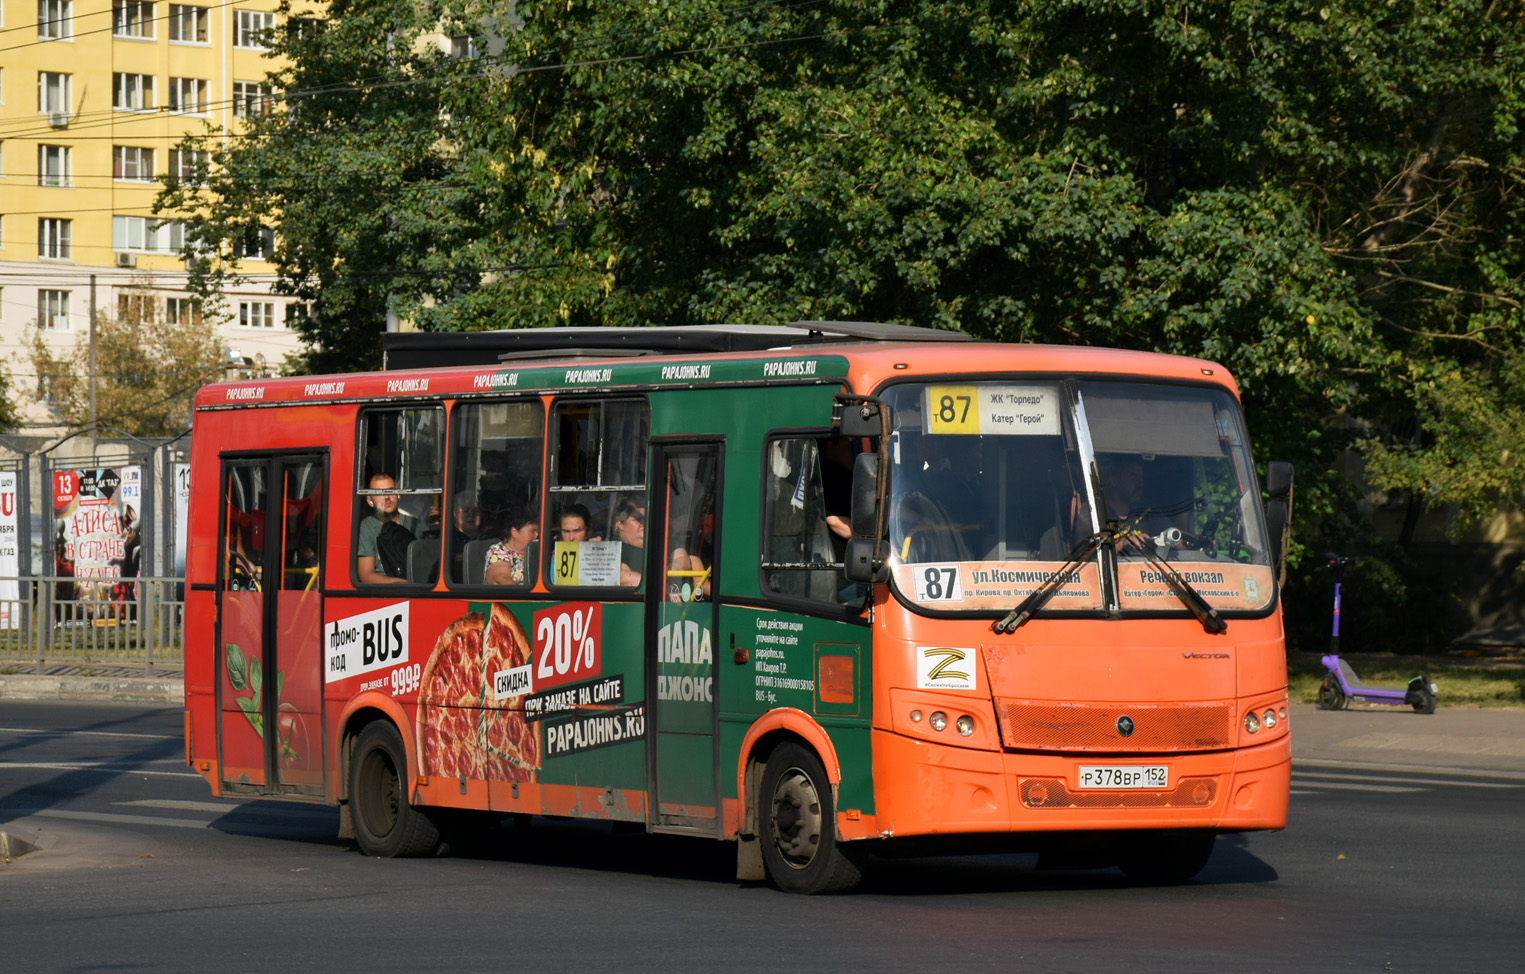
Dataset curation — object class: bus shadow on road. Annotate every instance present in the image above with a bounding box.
[858,834,1278,895]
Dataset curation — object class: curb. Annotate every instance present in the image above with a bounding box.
[0,674,183,705]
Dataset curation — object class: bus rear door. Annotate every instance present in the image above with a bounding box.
[216,453,327,798]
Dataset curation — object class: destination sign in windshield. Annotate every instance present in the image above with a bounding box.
[924,384,1061,435]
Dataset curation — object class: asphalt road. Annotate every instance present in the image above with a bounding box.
[2,701,1522,972]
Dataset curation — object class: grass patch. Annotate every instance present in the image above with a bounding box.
[1288,653,1525,709]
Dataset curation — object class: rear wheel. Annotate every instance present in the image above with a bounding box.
[759,743,863,894]
[1317,677,1346,710]
[350,721,440,858]
[1112,830,1216,884]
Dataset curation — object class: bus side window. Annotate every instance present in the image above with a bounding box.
[548,398,649,588]
[760,436,853,605]
[355,406,444,585]
[447,400,545,586]
[223,463,267,591]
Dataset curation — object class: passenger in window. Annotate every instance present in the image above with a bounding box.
[447,491,482,580]
[612,496,645,587]
[356,473,416,584]
[818,437,855,561]
[557,503,591,543]
[484,507,539,585]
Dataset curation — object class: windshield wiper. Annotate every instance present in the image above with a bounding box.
[991,529,1110,634]
[1118,523,1228,635]
[990,522,1228,635]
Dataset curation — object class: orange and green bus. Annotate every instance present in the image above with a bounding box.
[183,322,1294,893]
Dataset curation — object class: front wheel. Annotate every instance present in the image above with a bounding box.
[1112,830,1216,884]
[1317,677,1346,711]
[350,721,441,858]
[759,743,863,894]
[1409,680,1438,715]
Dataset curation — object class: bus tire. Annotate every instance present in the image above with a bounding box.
[759,742,862,894]
[350,721,441,858]
[1112,829,1216,884]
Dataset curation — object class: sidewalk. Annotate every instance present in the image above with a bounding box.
[0,664,183,705]
[1288,700,1525,775]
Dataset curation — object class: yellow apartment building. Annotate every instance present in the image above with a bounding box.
[0,0,305,433]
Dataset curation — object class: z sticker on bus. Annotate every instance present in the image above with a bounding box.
[917,646,975,690]
[913,565,963,602]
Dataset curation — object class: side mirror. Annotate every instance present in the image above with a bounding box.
[1264,462,1294,584]
[845,452,889,583]
[840,398,890,439]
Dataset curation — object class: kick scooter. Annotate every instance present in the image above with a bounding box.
[1315,555,1438,714]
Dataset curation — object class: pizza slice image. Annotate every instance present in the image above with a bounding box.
[416,606,541,784]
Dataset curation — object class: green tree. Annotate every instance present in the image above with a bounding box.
[27,278,225,438]
[160,0,1525,526]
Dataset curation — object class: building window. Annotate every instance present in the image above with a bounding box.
[168,147,209,181]
[232,82,273,119]
[113,146,155,181]
[168,4,209,43]
[284,303,310,329]
[118,292,156,322]
[112,1,154,39]
[113,215,182,253]
[450,35,477,59]
[39,289,71,329]
[168,77,207,114]
[38,72,71,115]
[239,301,275,328]
[166,297,203,325]
[233,10,275,49]
[39,0,73,40]
[38,145,71,187]
[113,72,154,111]
[39,218,71,259]
[233,225,275,260]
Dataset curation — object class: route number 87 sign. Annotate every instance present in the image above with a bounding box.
[913,564,963,602]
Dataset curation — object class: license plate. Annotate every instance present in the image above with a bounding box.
[1077,765,1169,789]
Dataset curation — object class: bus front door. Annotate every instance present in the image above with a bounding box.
[216,454,327,798]
[646,441,722,835]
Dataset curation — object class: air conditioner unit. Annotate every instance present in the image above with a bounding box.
[48,112,69,128]
[115,252,137,268]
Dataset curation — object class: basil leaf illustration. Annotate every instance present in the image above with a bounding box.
[226,644,248,691]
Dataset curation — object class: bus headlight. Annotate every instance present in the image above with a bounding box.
[1243,710,1261,734]
[956,715,975,737]
[1262,709,1277,729]
[929,711,947,732]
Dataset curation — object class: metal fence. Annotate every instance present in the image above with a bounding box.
[0,576,184,675]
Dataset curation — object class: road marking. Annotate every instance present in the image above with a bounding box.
[4,808,210,830]
[1293,757,1525,782]
[1290,782,1425,794]
[119,800,248,814]
[0,726,169,741]
[0,761,197,778]
[1293,771,1519,790]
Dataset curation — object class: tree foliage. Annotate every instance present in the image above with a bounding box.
[27,278,224,438]
[159,0,1525,528]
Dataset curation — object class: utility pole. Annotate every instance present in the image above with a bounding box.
[88,273,98,431]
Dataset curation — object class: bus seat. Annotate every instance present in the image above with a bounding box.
[462,538,499,585]
[406,540,438,585]
[523,540,539,586]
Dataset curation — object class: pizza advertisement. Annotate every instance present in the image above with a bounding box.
[321,597,650,795]
[416,604,543,784]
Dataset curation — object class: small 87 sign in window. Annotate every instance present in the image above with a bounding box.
[914,565,963,602]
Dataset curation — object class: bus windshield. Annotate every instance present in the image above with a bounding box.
[881,379,1275,616]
